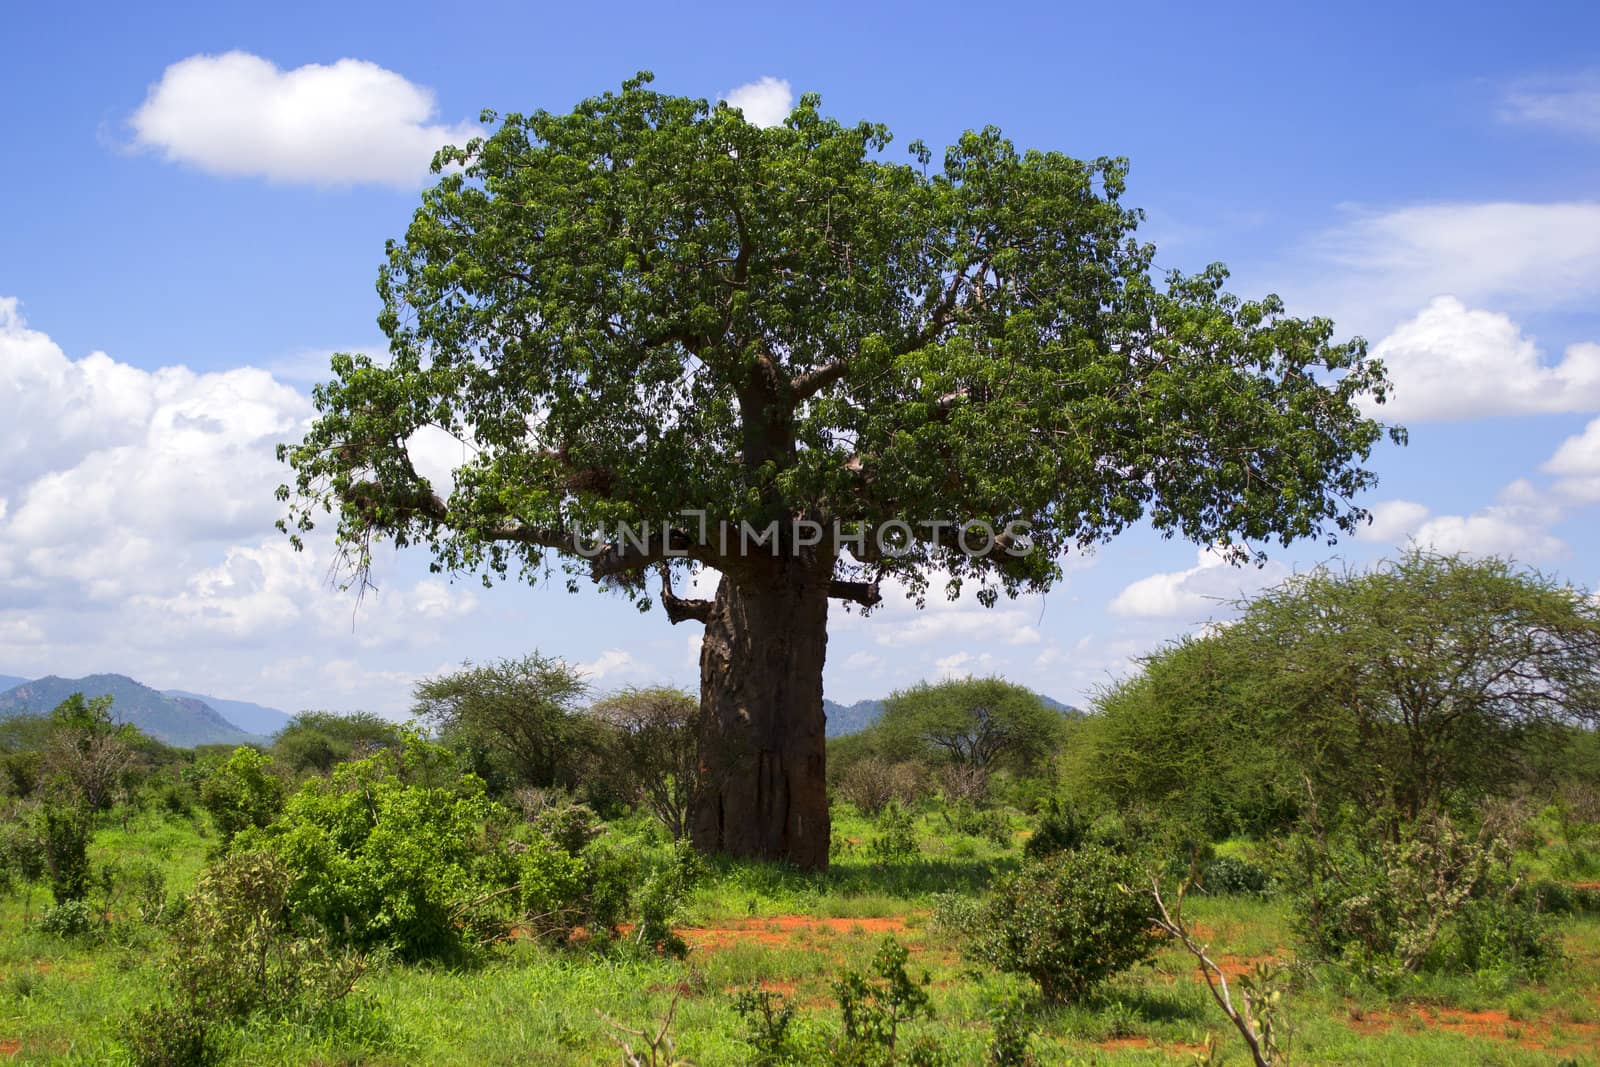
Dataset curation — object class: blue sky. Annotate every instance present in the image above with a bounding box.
[3,0,1599,716]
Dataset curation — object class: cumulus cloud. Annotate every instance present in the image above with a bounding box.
[1500,72,1600,140]
[1108,548,1289,620]
[1354,500,1432,544]
[1299,201,1600,335]
[933,650,995,680]
[129,51,481,187]
[858,570,1045,649]
[1412,512,1564,560]
[1348,482,1565,561]
[1366,298,1600,421]
[578,648,642,684]
[0,298,479,711]
[1400,481,1566,561]
[405,424,475,495]
[1544,416,1600,502]
[721,76,794,128]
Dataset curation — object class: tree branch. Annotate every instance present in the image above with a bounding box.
[829,578,882,608]
[659,565,715,625]
[791,359,851,401]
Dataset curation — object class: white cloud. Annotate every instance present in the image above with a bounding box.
[842,651,882,671]
[1544,416,1600,502]
[1366,298,1600,421]
[1109,548,1290,620]
[1405,480,1566,561]
[722,77,794,128]
[1355,500,1432,544]
[577,648,641,684]
[1500,72,1600,140]
[0,298,483,713]
[405,424,474,495]
[129,51,481,187]
[1299,201,1600,335]
[1411,511,1564,560]
[933,650,995,680]
[868,582,1044,648]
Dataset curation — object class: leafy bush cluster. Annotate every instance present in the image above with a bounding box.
[971,845,1161,1002]
[733,936,946,1066]
[941,801,1012,849]
[1277,808,1559,981]
[122,850,364,1067]
[234,738,509,960]
[867,803,922,865]
[197,746,284,847]
[1199,854,1275,897]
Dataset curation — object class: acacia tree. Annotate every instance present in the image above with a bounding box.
[588,687,699,840]
[278,74,1396,869]
[878,677,1060,773]
[412,654,589,790]
[1228,550,1600,819]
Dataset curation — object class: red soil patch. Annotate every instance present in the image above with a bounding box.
[1197,954,1279,980]
[0,1040,18,1058]
[750,978,800,995]
[1092,1036,1207,1055]
[1348,1005,1600,1053]
[680,915,911,952]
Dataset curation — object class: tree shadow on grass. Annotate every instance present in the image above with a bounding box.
[698,853,1020,901]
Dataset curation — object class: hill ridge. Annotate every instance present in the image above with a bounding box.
[0,673,260,748]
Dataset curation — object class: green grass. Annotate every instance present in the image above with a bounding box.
[2,806,1598,1065]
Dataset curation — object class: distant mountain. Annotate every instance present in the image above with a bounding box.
[1036,693,1082,717]
[823,699,886,738]
[823,690,1079,738]
[165,690,293,737]
[0,674,259,748]
[0,675,26,692]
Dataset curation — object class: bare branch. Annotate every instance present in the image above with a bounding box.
[659,565,715,625]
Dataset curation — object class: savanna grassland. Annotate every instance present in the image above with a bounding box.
[2,800,1600,1065]
[5,551,1600,1066]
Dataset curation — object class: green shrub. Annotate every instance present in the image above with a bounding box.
[928,892,984,939]
[39,897,98,939]
[829,936,943,1066]
[1200,855,1274,897]
[121,850,362,1066]
[972,846,1160,1002]
[985,995,1036,1067]
[632,841,702,956]
[532,801,604,855]
[119,859,170,924]
[868,803,922,865]
[40,800,92,902]
[0,814,45,895]
[1278,809,1558,981]
[198,747,284,847]
[238,739,512,960]
[512,826,636,945]
[122,1003,220,1067]
[144,778,196,820]
[943,802,1011,849]
[1022,797,1085,859]
[734,986,800,1066]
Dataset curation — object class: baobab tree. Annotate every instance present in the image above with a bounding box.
[277,74,1398,869]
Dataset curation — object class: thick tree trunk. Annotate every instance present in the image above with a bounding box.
[692,557,832,870]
